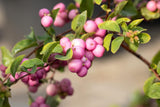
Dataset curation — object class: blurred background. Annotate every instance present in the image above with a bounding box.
[0,0,160,107]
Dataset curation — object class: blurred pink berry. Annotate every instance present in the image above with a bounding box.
[72,46,85,59]
[58,11,68,20]
[94,29,106,37]
[84,59,91,69]
[86,38,97,51]
[94,17,103,25]
[54,15,65,27]
[92,45,105,57]
[85,50,94,61]
[67,87,74,95]
[157,1,160,9]
[41,16,53,27]
[46,84,57,96]
[68,59,83,73]
[35,96,45,105]
[146,1,157,12]
[94,37,103,45]
[75,2,80,8]
[84,20,98,33]
[72,39,85,49]
[77,67,88,77]
[68,9,78,20]
[28,86,38,93]
[39,8,50,18]
[30,102,39,107]
[53,2,66,12]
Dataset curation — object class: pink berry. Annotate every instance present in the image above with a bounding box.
[58,11,68,20]
[35,96,45,105]
[94,17,103,25]
[39,104,50,107]
[28,86,38,93]
[75,2,80,8]
[94,29,106,37]
[94,37,103,45]
[71,39,85,49]
[84,59,91,69]
[85,50,94,61]
[68,9,78,20]
[61,78,71,86]
[41,16,53,27]
[157,1,160,9]
[30,102,39,107]
[30,73,38,81]
[28,79,39,86]
[20,72,29,83]
[54,15,65,27]
[84,20,98,33]
[146,1,157,12]
[0,64,7,72]
[92,45,105,57]
[67,87,74,95]
[72,46,85,59]
[36,69,44,80]
[68,59,83,73]
[39,8,50,18]
[77,67,88,77]
[53,2,66,12]
[60,37,70,46]
[86,38,97,51]
[46,84,57,96]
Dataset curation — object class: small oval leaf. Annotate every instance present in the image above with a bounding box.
[103,34,113,51]
[138,33,151,44]
[111,36,124,53]
[148,82,160,99]
[55,48,73,61]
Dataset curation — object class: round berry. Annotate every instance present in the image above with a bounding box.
[20,72,29,83]
[53,2,66,12]
[39,8,50,18]
[41,16,53,27]
[68,9,78,20]
[94,37,103,45]
[146,1,157,12]
[72,46,85,59]
[85,50,94,61]
[28,86,38,93]
[94,29,106,37]
[77,67,88,77]
[68,59,83,73]
[94,17,103,25]
[72,39,85,49]
[54,15,65,27]
[58,11,68,20]
[28,79,39,86]
[35,96,45,105]
[86,38,97,51]
[30,102,39,107]
[84,59,91,69]
[46,84,57,96]
[67,87,74,95]
[84,20,98,33]
[92,45,105,57]
[157,1,160,9]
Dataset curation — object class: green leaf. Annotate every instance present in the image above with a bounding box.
[98,20,120,32]
[21,58,44,68]
[46,96,61,107]
[94,0,103,5]
[157,61,160,74]
[111,36,124,54]
[138,33,151,44]
[148,82,160,99]
[107,1,128,19]
[131,26,147,33]
[156,99,160,107]
[12,39,38,55]
[55,48,73,61]
[65,34,75,41]
[143,76,155,95]
[80,0,94,18]
[74,0,82,4]
[0,97,10,107]
[114,1,128,15]
[40,42,58,62]
[10,55,25,77]
[51,9,59,21]
[116,17,131,24]
[103,34,113,51]
[52,44,63,54]
[121,22,128,32]
[67,3,77,11]
[71,11,87,31]
[152,51,160,65]
[81,32,95,41]
[128,18,144,29]
[25,28,36,41]
[0,47,14,66]
[124,37,139,52]
[120,0,138,17]
[141,7,160,20]
[21,65,37,74]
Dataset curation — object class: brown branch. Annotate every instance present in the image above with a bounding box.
[120,42,160,80]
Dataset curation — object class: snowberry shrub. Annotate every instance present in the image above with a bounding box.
[0,0,160,107]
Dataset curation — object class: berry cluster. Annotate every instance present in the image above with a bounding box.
[146,0,160,12]
[40,3,78,28]
[46,78,73,99]
[30,96,50,107]
[60,17,106,77]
